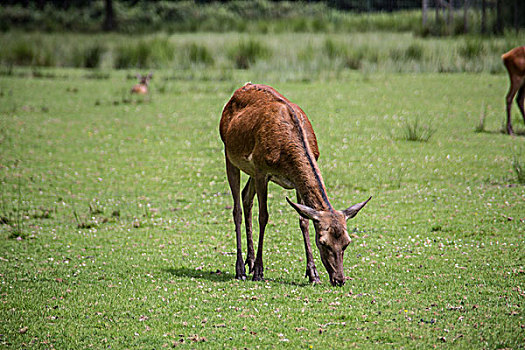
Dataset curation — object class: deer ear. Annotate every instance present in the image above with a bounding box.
[286,197,321,221]
[147,72,153,79]
[342,196,372,220]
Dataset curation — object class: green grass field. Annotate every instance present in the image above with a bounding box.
[0,61,524,348]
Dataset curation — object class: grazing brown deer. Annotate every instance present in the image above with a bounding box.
[131,73,152,95]
[502,46,525,135]
[219,83,371,286]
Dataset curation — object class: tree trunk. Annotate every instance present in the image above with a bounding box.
[422,0,428,27]
[448,0,454,34]
[103,0,117,31]
[435,0,440,24]
[514,0,519,34]
[481,0,486,34]
[463,0,469,34]
[496,0,503,34]
[36,0,45,10]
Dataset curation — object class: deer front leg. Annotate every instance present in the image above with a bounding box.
[225,157,246,280]
[252,173,269,282]
[242,177,256,273]
[297,192,321,284]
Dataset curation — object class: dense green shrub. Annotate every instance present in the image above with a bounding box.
[0,1,423,34]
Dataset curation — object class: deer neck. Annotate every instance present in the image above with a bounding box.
[291,157,334,212]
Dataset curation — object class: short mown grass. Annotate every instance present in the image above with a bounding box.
[0,61,524,348]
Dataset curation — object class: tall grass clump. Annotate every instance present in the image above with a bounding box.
[114,42,149,69]
[324,38,347,59]
[148,36,175,67]
[398,118,436,142]
[459,38,485,59]
[72,44,106,68]
[184,43,214,66]
[6,41,56,67]
[323,39,380,70]
[10,42,36,66]
[229,39,271,69]
[114,36,174,69]
[405,43,424,60]
[344,50,364,70]
[84,44,105,68]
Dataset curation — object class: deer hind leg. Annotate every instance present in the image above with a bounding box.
[225,157,246,280]
[506,76,524,135]
[516,84,525,126]
[297,192,321,284]
[242,177,256,273]
[252,173,269,282]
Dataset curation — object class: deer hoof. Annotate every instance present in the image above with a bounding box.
[235,274,247,281]
[305,267,321,283]
[236,260,246,280]
[252,264,264,281]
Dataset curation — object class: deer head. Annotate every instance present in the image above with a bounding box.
[137,72,152,86]
[286,196,371,286]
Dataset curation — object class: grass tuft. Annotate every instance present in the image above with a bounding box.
[399,118,436,142]
[73,208,97,229]
[474,102,487,133]
[511,150,525,184]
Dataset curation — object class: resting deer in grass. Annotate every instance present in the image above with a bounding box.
[502,46,525,135]
[219,83,371,286]
[131,73,152,95]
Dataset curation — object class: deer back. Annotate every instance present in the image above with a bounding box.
[131,84,148,94]
[220,83,334,211]
[220,83,320,178]
[502,46,525,75]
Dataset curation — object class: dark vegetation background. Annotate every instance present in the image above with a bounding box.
[1,0,523,34]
